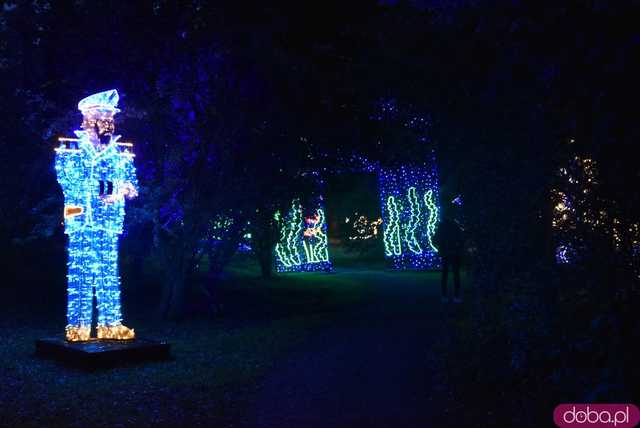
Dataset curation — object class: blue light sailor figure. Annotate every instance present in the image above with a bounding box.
[54,89,138,341]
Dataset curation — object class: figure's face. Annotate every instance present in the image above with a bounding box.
[82,110,115,139]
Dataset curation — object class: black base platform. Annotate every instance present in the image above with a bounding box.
[36,338,171,367]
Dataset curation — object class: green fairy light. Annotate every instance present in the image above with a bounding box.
[384,196,402,256]
[404,187,423,254]
[303,208,329,263]
[378,163,441,270]
[275,201,303,268]
[275,201,332,273]
[424,189,439,252]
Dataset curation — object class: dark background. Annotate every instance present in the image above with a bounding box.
[1,1,639,426]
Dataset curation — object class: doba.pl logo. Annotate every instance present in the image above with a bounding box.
[554,404,640,427]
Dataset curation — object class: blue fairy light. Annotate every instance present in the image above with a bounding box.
[378,162,441,270]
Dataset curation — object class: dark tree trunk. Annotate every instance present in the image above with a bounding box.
[159,262,186,320]
[156,224,187,320]
[259,248,273,279]
[252,205,277,279]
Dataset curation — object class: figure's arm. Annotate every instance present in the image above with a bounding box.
[55,147,85,218]
[119,151,139,199]
[127,154,139,194]
[54,147,79,198]
[110,135,138,200]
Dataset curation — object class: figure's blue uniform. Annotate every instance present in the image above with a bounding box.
[55,130,138,329]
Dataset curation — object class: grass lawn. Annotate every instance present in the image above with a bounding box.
[1,255,449,427]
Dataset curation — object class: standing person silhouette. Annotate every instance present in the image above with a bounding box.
[434,206,465,303]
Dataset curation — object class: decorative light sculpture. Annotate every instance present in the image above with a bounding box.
[551,154,600,265]
[378,163,441,270]
[275,200,332,272]
[54,89,138,341]
[384,195,402,257]
[346,214,383,241]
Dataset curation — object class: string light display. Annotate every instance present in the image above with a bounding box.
[378,163,441,270]
[551,154,601,265]
[275,201,303,269]
[368,98,441,269]
[405,187,423,254]
[552,151,640,278]
[451,195,463,206]
[383,196,402,256]
[630,223,640,280]
[424,189,439,252]
[275,200,332,272]
[346,215,383,241]
[55,89,138,341]
[207,215,252,252]
[208,215,234,241]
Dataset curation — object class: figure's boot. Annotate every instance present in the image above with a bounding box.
[65,325,91,342]
[96,324,135,340]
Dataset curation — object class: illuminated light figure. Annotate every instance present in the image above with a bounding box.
[273,211,290,267]
[405,187,423,254]
[302,209,329,263]
[383,196,402,256]
[347,215,383,241]
[378,163,441,270]
[275,201,304,269]
[55,89,138,341]
[275,201,332,273]
[424,189,439,252]
[274,228,294,268]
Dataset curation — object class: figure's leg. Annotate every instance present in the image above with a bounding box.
[65,231,93,341]
[441,255,449,300]
[66,233,82,326]
[96,230,123,325]
[453,254,461,300]
[96,230,134,340]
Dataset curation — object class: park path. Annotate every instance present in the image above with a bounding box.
[245,268,450,428]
